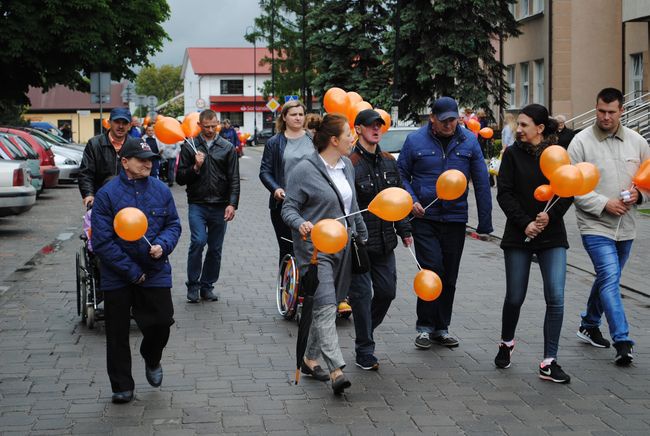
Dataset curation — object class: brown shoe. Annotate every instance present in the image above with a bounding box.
[300,362,329,381]
[331,374,351,395]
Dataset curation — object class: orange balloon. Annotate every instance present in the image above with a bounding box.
[575,162,601,196]
[182,112,201,138]
[534,184,554,202]
[633,159,650,189]
[323,87,350,115]
[143,115,151,126]
[375,108,391,133]
[311,219,348,254]
[550,165,584,198]
[368,187,413,221]
[216,124,222,133]
[540,145,570,179]
[436,169,467,200]
[479,127,494,139]
[156,114,163,121]
[413,269,442,301]
[155,117,185,144]
[348,101,373,127]
[466,119,481,133]
[102,118,110,130]
[346,91,363,106]
[113,207,148,242]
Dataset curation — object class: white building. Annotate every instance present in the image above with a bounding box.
[182,47,272,134]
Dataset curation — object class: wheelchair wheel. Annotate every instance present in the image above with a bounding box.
[276,254,299,320]
[86,306,95,329]
[75,252,82,316]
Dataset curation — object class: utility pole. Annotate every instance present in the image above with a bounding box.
[302,0,311,111]
[391,0,402,127]
[271,0,276,133]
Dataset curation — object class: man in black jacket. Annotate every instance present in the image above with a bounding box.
[348,109,413,370]
[78,107,142,207]
[176,109,240,303]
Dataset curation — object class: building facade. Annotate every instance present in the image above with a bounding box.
[182,48,273,135]
[499,0,650,122]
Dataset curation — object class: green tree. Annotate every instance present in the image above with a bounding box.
[159,96,184,119]
[135,65,184,103]
[387,0,520,122]
[246,0,315,104]
[0,0,170,104]
[307,0,392,110]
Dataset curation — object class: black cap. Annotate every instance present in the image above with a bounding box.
[120,140,160,160]
[431,97,459,121]
[110,107,132,122]
[354,109,385,127]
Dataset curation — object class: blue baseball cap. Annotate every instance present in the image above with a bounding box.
[110,107,132,122]
[431,97,459,121]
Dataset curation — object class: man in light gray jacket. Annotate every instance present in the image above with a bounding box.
[569,87,650,366]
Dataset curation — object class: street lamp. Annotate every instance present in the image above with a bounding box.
[246,25,258,137]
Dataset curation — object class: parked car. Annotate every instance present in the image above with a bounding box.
[0,128,60,188]
[0,132,43,194]
[22,127,85,152]
[51,144,82,182]
[0,160,36,217]
[29,122,67,140]
[246,128,273,147]
[380,126,418,160]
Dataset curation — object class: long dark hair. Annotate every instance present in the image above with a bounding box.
[520,104,558,138]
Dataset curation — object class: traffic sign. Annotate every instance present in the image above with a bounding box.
[146,95,159,108]
[284,95,299,103]
[266,98,280,112]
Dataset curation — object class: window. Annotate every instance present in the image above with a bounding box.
[520,62,529,107]
[534,60,545,105]
[533,0,544,14]
[220,80,244,95]
[507,65,516,107]
[519,0,530,18]
[631,53,644,99]
[220,112,244,127]
[508,2,515,17]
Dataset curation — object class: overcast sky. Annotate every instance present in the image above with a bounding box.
[148,0,263,66]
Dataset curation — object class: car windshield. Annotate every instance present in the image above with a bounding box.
[11,136,39,159]
[27,128,64,146]
[0,136,25,159]
[379,129,417,153]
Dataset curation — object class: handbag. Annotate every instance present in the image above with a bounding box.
[308,159,370,274]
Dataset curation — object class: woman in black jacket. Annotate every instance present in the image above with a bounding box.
[495,104,573,383]
[259,100,313,264]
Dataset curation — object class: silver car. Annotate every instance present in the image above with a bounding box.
[51,145,82,182]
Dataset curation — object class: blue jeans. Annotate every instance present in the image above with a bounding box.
[412,220,466,337]
[166,158,176,185]
[348,251,397,357]
[501,247,566,359]
[580,235,634,344]
[186,203,227,294]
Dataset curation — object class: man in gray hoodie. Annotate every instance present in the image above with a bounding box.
[569,87,649,366]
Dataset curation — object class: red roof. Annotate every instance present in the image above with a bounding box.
[186,47,272,75]
[26,83,127,111]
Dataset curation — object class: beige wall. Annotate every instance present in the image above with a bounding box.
[25,112,110,144]
[625,21,649,94]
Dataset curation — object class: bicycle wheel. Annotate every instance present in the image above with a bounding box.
[276,254,299,320]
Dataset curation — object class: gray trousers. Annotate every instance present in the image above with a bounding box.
[305,304,345,372]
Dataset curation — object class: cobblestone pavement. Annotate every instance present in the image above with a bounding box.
[0,147,649,435]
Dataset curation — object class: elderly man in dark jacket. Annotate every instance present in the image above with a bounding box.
[398,97,493,350]
[349,110,413,371]
[78,107,142,207]
[177,109,240,303]
[91,140,181,404]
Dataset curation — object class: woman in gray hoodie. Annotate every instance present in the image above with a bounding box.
[282,113,367,395]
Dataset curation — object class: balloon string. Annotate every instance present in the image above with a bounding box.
[280,237,293,244]
[614,216,622,240]
[184,138,197,154]
[143,235,153,248]
[526,196,562,242]
[335,209,367,221]
[406,245,422,270]
[407,198,438,222]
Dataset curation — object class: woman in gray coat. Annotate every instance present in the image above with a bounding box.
[282,113,367,395]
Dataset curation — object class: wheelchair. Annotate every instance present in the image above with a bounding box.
[75,229,104,329]
[275,253,351,324]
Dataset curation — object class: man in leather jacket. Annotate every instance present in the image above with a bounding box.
[348,109,413,371]
[78,107,142,207]
[176,109,240,303]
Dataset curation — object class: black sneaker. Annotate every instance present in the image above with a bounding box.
[432,333,459,348]
[577,326,610,348]
[614,341,634,366]
[494,343,514,369]
[539,361,571,383]
[414,332,433,349]
[187,289,199,303]
[355,355,379,371]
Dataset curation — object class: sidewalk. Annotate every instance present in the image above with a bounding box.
[0,148,648,435]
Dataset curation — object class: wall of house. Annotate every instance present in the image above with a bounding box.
[25,111,111,144]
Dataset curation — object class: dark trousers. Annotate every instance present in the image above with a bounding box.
[187,203,227,294]
[270,207,293,265]
[412,220,466,336]
[348,251,397,357]
[104,285,174,393]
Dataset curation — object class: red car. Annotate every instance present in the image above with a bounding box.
[0,128,59,188]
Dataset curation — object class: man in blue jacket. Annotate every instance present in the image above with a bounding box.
[397,96,493,349]
[91,139,181,404]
